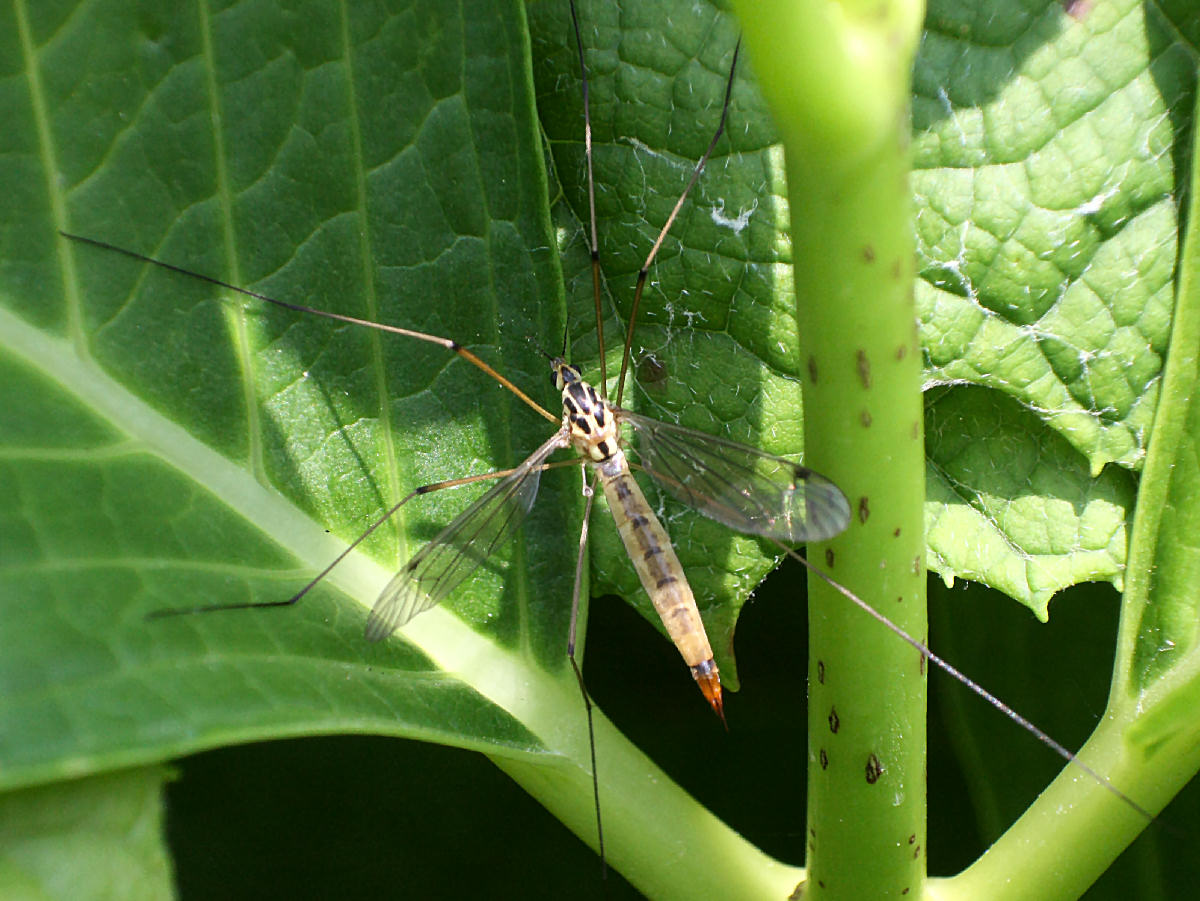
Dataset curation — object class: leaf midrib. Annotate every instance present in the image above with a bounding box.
[0,300,581,752]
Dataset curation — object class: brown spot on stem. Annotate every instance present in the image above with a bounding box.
[828,707,840,733]
[856,350,872,388]
[858,496,870,523]
[865,753,883,783]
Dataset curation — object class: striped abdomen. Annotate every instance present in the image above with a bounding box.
[596,450,723,719]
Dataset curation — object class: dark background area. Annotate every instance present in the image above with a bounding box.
[167,560,1199,899]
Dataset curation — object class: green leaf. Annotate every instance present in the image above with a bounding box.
[914,0,1180,472]
[913,0,1189,615]
[0,1,799,897]
[5,0,1200,897]
[0,767,174,901]
[2,0,580,787]
[929,45,1200,893]
[926,386,1135,618]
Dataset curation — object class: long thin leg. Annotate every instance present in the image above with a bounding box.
[60,231,557,424]
[147,461,579,620]
[614,40,741,408]
[772,537,1157,823]
[567,468,604,872]
[567,0,606,395]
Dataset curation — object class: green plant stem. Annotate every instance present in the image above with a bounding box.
[496,709,802,898]
[1117,70,1200,701]
[934,706,1200,901]
[733,1,926,897]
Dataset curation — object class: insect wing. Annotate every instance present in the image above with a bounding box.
[364,433,566,642]
[619,410,850,543]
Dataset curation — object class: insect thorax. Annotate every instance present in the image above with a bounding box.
[552,360,620,463]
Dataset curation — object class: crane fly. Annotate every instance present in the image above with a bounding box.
[60,2,852,862]
[59,0,1155,877]
[62,15,851,708]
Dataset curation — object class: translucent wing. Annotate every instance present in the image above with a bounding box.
[364,432,567,642]
[618,410,850,543]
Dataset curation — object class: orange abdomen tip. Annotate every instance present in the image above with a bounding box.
[691,660,726,727]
